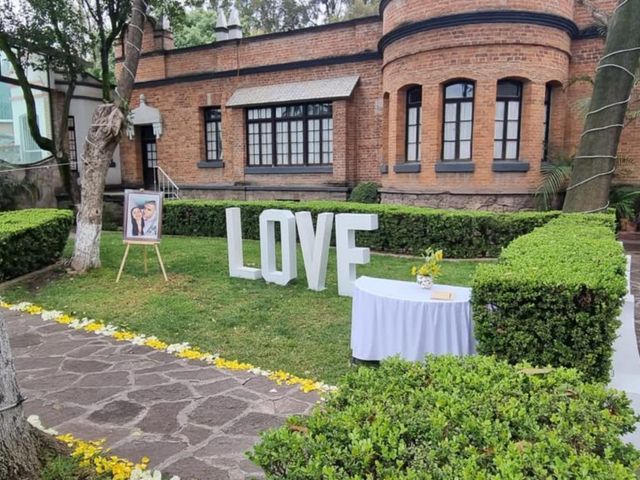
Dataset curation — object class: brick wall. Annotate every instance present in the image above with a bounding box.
[116,0,640,209]
[382,0,575,35]
[120,60,383,194]
[381,25,570,195]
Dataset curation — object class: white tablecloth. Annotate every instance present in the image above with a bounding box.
[351,276,476,361]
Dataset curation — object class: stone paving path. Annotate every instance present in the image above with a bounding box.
[4,309,320,480]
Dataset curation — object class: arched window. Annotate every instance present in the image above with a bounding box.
[405,87,422,163]
[494,80,523,160]
[442,81,474,161]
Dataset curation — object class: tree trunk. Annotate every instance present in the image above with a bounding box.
[0,315,41,480]
[71,105,123,271]
[70,0,148,272]
[563,0,640,212]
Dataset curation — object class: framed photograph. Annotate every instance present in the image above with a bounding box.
[123,190,163,243]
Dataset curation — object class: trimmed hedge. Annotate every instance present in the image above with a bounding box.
[349,182,380,203]
[0,209,73,282]
[472,213,626,382]
[164,200,560,258]
[250,356,640,479]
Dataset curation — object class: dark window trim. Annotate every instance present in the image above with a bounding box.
[492,161,530,172]
[67,115,78,171]
[435,161,475,173]
[198,160,224,169]
[441,80,475,162]
[245,102,333,168]
[203,106,222,162]
[394,162,421,173]
[378,11,579,51]
[543,84,552,161]
[134,53,380,89]
[494,80,523,161]
[245,165,332,174]
[405,86,422,163]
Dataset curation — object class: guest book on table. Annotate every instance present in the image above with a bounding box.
[432,291,455,301]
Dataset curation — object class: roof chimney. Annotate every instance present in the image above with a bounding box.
[228,3,243,40]
[215,8,228,42]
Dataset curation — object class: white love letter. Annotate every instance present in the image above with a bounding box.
[295,212,334,291]
[335,213,378,297]
[225,208,262,280]
[259,209,297,286]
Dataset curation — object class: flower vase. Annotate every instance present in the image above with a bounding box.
[416,274,434,289]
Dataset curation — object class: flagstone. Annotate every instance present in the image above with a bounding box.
[51,386,122,405]
[134,372,171,386]
[136,401,190,434]
[88,400,146,425]
[164,458,230,480]
[223,412,287,436]
[165,367,227,382]
[176,425,214,446]
[62,358,112,373]
[193,378,242,397]
[20,372,81,391]
[128,382,193,403]
[188,396,249,428]
[76,371,131,387]
[194,436,259,458]
[9,332,42,348]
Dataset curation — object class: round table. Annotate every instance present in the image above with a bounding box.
[351,276,476,361]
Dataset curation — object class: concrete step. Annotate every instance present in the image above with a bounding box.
[619,232,640,252]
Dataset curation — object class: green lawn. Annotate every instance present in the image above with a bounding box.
[3,232,486,384]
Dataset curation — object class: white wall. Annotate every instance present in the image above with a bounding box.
[68,89,122,186]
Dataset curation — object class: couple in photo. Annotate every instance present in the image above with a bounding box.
[129,200,158,238]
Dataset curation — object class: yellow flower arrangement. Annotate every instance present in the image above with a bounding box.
[0,298,336,395]
[410,247,444,279]
[56,433,149,480]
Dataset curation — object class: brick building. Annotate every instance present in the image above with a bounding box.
[116,0,639,211]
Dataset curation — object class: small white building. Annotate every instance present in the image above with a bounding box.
[0,51,122,206]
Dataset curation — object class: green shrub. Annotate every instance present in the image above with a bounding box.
[164,200,560,258]
[0,209,73,282]
[249,356,640,479]
[472,213,626,382]
[349,182,380,204]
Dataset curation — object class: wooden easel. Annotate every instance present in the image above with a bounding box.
[116,240,168,283]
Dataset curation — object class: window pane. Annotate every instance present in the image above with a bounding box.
[506,121,519,139]
[408,107,418,125]
[506,141,518,159]
[408,125,417,144]
[460,102,472,121]
[494,121,504,140]
[444,103,457,122]
[443,122,456,141]
[443,142,455,160]
[459,121,472,141]
[508,101,520,120]
[0,80,53,165]
[407,88,422,105]
[494,141,503,159]
[495,102,505,121]
[497,81,521,98]
[459,141,471,159]
[445,83,473,99]
[407,144,417,162]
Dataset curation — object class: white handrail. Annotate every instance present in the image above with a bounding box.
[155,165,181,199]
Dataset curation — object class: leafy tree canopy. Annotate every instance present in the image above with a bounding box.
[172,0,380,48]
